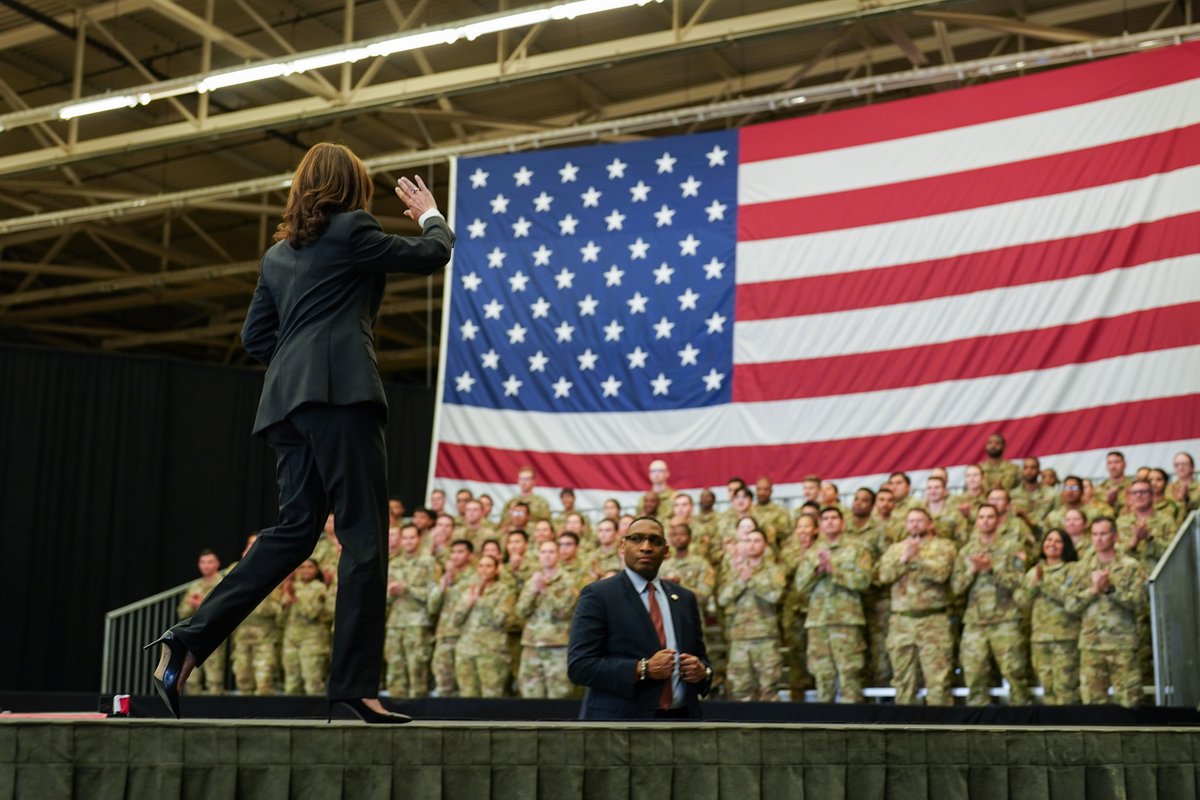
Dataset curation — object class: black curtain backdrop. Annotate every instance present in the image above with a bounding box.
[0,344,435,692]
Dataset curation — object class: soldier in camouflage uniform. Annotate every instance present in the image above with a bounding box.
[980,433,1021,490]
[1011,457,1056,533]
[637,459,676,522]
[1097,451,1131,516]
[717,528,787,701]
[177,549,226,694]
[428,539,475,696]
[1148,467,1184,525]
[455,500,499,552]
[989,488,1035,551]
[281,559,333,695]
[227,534,284,694]
[659,522,716,608]
[385,524,441,697]
[585,518,624,581]
[717,487,759,552]
[794,507,873,703]
[780,513,817,695]
[515,541,580,698]
[453,488,473,526]
[692,489,721,565]
[922,476,969,548]
[951,504,1030,705]
[876,509,957,705]
[1169,452,1200,514]
[1063,517,1148,707]
[887,473,919,520]
[949,464,988,525]
[556,531,589,588]
[866,488,903,686]
[1015,528,1081,705]
[753,477,791,546]
[552,489,592,538]
[501,466,552,524]
[1117,479,1177,685]
[453,554,518,697]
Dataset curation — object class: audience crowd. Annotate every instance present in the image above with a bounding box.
[178,436,1198,708]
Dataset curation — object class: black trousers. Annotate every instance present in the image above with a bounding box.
[172,402,388,699]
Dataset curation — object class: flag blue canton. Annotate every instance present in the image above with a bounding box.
[444,129,737,413]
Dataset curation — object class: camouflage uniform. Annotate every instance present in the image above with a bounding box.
[997,515,1036,552]
[1063,550,1147,707]
[980,459,1021,491]
[428,570,475,696]
[794,538,873,703]
[857,516,897,688]
[1097,476,1131,516]
[1117,510,1179,575]
[637,488,676,522]
[952,536,1030,705]
[584,547,623,581]
[752,502,790,547]
[778,542,814,695]
[659,552,717,609]
[454,523,499,552]
[948,492,987,525]
[877,536,958,705]
[176,575,225,694]
[515,570,579,698]
[552,511,591,537]
[281,579,332,695]
[1015,562,1081,705]
[924,505,969,549]
[231,587,283,695]
[502,493,552,524]
[1167,480,1200,514]
[1042,504,1090,534]
[1011,484,1056,531]
[452,580,518,697]
[691,510,721,564]
[717,558,787,701]
[384,552,441,698]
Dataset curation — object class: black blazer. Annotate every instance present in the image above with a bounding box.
[241,209,454,435]
[567,571,711,720]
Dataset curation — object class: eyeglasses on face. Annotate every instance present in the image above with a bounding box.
[624,533,666,547]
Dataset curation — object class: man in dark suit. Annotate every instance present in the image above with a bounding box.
[159,144,453,721]
[568,515,713,719]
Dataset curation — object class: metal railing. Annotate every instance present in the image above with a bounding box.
[1149,511,1200,707]
[101,580,190,696]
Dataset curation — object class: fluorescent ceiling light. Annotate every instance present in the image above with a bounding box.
[198,64,289,93]
[288,48,371,74]
[59,95,139,120]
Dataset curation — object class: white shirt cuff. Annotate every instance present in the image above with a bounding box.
[418,208,444,227]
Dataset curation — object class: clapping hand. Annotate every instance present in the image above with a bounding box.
[1091,569,1111,595]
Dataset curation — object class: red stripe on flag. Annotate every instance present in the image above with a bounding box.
[436,395,1200,490]
[739,124,1200,241]
[738,41,1200,162]
[734,303,1200,402]
[736,212,1200,320]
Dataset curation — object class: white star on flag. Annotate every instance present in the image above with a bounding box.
[706,145,728,167]
[577,349,599,370]
[705,311,726,334]
[461,271,482,291]
[604,209,626,231]
[703,257,725,279]
[532,244,552,266]
[559,162,580,182]
[559,214,579,235]
[603,319,624,341]
[530,297,551,318]
[455,371,476,392]
[533,191,553,212]
[678,343,700,365]
[627,292,648,314]
[679,176,702,198]
[629,238,650,260]
[705,199,727,222]
[506,322,527,344]
[653,316,675,339]
[469,168,489,188]
[677,288,700,310]
[577,294,599,316]
[503,375,523,396]
[581,186,602,207]
[606,158,627,179]
[603,265,624,287]
[627,347,648,369]
[514,166,533,186]
[555,268,575,289]
[580,241,601,262]
[653,262,674,284]
[679,234,700,256]
[460,320,480,341]
[512,216,532,237]
[656,152,677,174]
[487,247,506,269]
[552,376,574,398]
[601,375,622,397]
[508,271,529,292]
[480,349,500,369]
[467,218,487,239]
[651,372,672,395]
[703,368,725,391]
[482,299,504,319]
[555,320,575,342]
[528,351,549,372]
[490,194,510,214]
[654,204,676,227]
[630,181,651,202]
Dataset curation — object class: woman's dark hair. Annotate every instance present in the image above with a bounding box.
[299,558,326,583]
[275,142,372,248]
[1039,527,1079,564]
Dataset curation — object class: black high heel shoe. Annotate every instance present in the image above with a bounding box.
[327,698,412,724]
[144,630,189,719]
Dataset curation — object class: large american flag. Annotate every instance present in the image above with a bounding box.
[429,42,1200,507]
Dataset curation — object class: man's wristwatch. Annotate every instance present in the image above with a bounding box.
[639,658,649,681]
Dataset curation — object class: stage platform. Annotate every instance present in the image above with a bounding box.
[4,696,1200,799]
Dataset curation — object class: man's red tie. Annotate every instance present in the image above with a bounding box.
[645,582,672,709]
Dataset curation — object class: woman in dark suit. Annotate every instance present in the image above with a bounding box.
[147,142,454,723]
